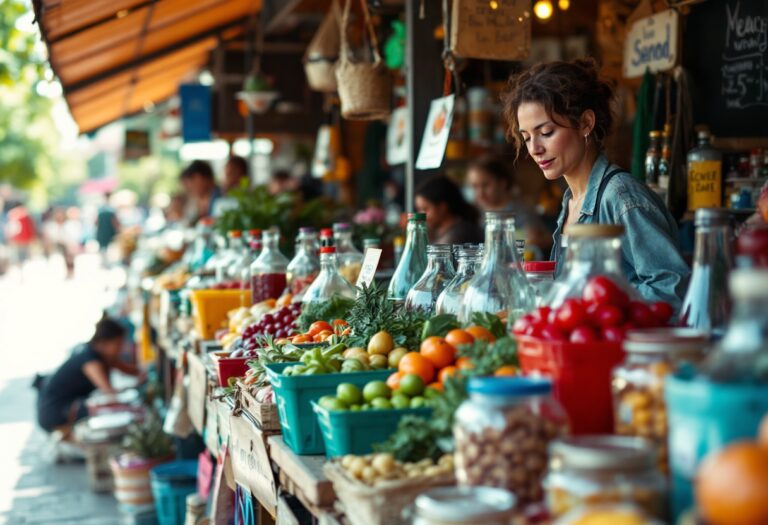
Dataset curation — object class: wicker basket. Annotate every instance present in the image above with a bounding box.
[335,0,391,120]
[304,0,341,92]
[234,380,281,433]
[324,462,455,525]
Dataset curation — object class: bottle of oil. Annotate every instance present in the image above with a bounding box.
[687,128,722,211]
[645,130,661,186]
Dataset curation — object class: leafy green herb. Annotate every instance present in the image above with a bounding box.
[456,336,519,376]
[420,314,460,340]
[296,296,356,333]
[469,311,507,340]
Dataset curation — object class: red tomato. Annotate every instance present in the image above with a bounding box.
[570,326,598,344]
[531,306,552,325]
[524,320,545,338]
[541,325,566,342]
[554,298,589,333]
[583,276,630,308]
[595,304,625,328]
[512,314,534,335]
[629,301,655,328]
[308,321,333,336]
[602,326,625,342]
[648,302,674,325]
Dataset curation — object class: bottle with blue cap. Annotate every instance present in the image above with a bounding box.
[453,376,568,506]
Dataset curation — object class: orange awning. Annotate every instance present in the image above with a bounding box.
[34,0,262,133]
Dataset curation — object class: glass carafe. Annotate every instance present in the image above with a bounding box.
[189,218,216,273]
[249,229,289,303]
[302,247,358,304]
[388,213,429,303]
[333,222,363,284]
[436,246,482,316]
[405,244,456,315]
[286,228,321,298]
[679,208,734,339]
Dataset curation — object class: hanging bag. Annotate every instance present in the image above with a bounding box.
[304,0,342,92]
[335,0,392,120]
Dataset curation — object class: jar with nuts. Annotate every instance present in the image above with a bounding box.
[544,436,667,520]
[453,377,567,506]
[612,329,707,473]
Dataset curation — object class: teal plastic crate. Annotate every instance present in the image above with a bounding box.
[312,401,432,457]
[264,362,392,455]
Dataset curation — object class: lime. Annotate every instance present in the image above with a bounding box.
[337,383,363,405]
[363,381,392,402]
[410,396,427,408]
[319,396,347,411]
[349,404,361,411]
[399,374,425,397]
[371,398,393,410]
[360,404,372,411]
[424,386,442,400]
[391,394,410,409]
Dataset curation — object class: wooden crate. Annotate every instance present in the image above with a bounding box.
[268,436,335,517]
[235,380,281,433]
[229,412,278,518]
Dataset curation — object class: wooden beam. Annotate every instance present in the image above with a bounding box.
[262,0,304,34]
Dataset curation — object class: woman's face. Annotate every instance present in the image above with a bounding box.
[415,196,449,232]
[517,101,590,181]
[468,168,507,211]
[96,337,124,361]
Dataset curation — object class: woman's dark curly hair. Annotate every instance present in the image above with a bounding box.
[501,58,615,158]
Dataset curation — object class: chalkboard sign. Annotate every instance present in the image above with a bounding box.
[683,0,768,137]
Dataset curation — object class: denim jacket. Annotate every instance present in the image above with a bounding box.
[551,153,690,312]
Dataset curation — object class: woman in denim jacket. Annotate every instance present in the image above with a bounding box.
[502,59,690,312]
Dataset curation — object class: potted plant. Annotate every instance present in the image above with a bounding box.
[236,71,280,113]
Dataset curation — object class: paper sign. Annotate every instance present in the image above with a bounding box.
[416,94,454,170]
[356,248,383,288]
[229,415,277,515]
[450,0,531,61]
[386,107,409,166]
[623,9,679,78]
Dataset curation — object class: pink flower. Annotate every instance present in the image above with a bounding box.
[355,207,385,225]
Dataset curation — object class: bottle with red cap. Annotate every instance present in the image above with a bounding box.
[320,228,335,249]
[301,246,357,304]
[249,229,289,303]
[524,261,557,306]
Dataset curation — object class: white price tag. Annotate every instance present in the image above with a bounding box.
[356,248,383,288]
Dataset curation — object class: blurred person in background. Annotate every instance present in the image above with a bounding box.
[63,207,83,277]
[415,175,483,245]
[268,169,297,196]
[180,160,220,223]
[4,202,36,273]
[95,192,120,264]
[223,155,250,193]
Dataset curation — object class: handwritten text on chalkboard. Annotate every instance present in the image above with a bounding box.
[721,0,768,109]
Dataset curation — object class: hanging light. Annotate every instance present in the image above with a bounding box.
[489,0,500,9]
[533,0,554,21]
[558,0,570,10]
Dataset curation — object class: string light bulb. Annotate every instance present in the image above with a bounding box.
[558,0,570,10]
[489,0,499,9]
[533,0,553,20]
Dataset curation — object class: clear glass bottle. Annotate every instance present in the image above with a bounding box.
[405,244,456,315]
[388,213,428,303]
[302,246,357,304]
[286,228,321,298]
[687,128,723,212]
[204,230,228,275]
[333,222,363,284]
[544,224,637,308]
[544,436,667,520]
[249,229,289,303]
[460,213,532,324]
[362,237,380,251]
[679,208,734,339]
[215,230,243,283]
[524,261,557,307]
[392,235,405,268]
[454,377,567,506]
[436,246,482,316]
[645,130,661,186]
[189,218,216,273]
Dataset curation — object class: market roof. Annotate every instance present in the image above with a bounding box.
[33,0,262,133]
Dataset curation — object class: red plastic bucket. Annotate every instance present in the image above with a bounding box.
[213,354,250,387]
[517,336,625,434]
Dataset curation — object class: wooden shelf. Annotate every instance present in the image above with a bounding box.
[725,177,767,184]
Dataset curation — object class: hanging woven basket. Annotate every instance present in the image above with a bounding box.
[304,0,342,92]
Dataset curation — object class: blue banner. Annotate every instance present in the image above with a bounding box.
[180,83,211,143]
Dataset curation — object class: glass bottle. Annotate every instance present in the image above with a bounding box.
[320,228,334,249]
[405,244,456,315]
[679,208,734,339]
[524,261,557,307]
[392,235,405,268]
[189,218,216,273]
[687,128,723,212]
[286,229,321,298]
[249,229,289,303]
[214,230,243,283]
[645,130,661,186]
[302,247,357,304]
[333,222,364,284]
[388,213,428,303]
[362,237,380,251]
[436,246,482,316]
[657,125,671,204]
[460,213,532,324]
[204,230,228,275]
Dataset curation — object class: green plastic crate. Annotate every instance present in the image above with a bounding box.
[264,362,392,455]
[312,401,432,458]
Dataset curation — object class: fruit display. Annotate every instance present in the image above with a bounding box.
[336,453,454,486]
[318,374,441,412]
[512,276,673,342]
[288,319,351,344]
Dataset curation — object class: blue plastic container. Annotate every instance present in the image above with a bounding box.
[150,460,199,525]
[665,375,768,518]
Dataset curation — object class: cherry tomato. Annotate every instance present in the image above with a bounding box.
[524,320,545,338]
[570,326,598,344]
[594,304,625,328]
[541,325,566,342]
[602,326,625,342]
[554,298,589,333]
[531,306,552,325]
[648,302,674,325]
[512,314,534,335]
[629,301,655,328]
[583,276,630,308]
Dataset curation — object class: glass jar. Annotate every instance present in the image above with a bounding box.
[553,503,664,525]
[249,229,289,303]
[460,213,533,324]
[405,244,456,315]
[524,261,557,307]
[436,246,482,316]
[302,247,357,304]
[413,486,516,525]
[612,329,708,474]
[545,224,637,308]
[388,213,428,303]
[286,228,320,298]
[454,377,567,505]
[544,436,667,520]
[333,222,363,284]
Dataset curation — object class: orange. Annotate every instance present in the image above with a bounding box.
[398,352,436,384]
[494,365,519,377]
[445,329,475,348]
[696,441,768,525]
[427,382,444,392]
[465,325,495,343]
[386,371,404,390]
[759,414,768,449]
[308,321,333,336]
[438,366,458,383]
[291,335,312,344]
[420,336,456,369]
[276,294,292,307]
[456,357,474,370]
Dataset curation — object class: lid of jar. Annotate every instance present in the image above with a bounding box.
[320,247,336,254]
[524,261,557,273]
[564,224,625,238]
[468,376,552,396]
[623,328,708,355]
[414,486,516,521]
[694,208,731,227]
[549,436,656,471]
[730,268,768,299]
[408,212,427,221]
